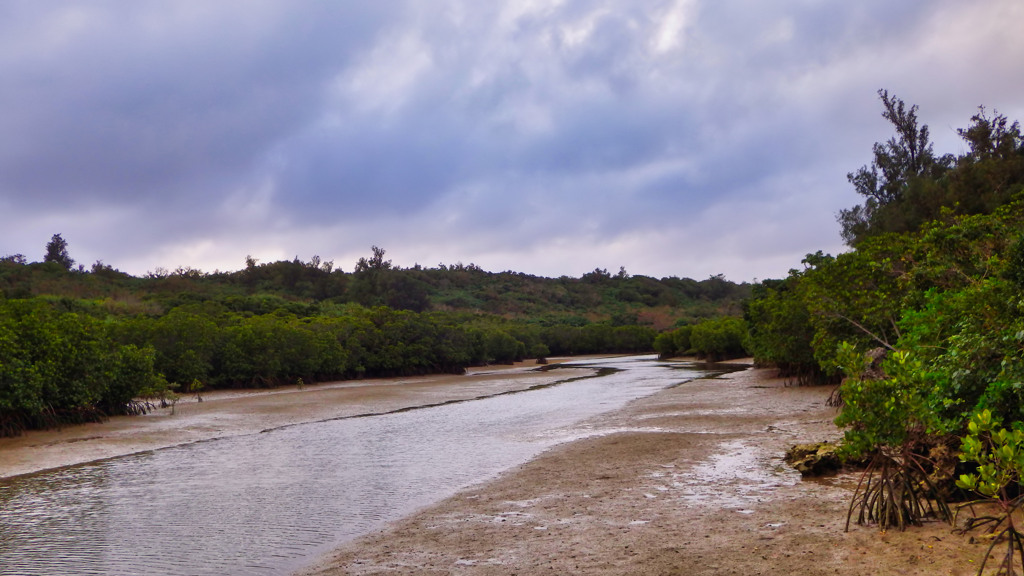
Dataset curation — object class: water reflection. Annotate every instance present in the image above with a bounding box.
[0,356,709,576]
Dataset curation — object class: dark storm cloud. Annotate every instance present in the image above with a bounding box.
[0,0,1022,280]
[262,1,709,225]
[0,2,395,208]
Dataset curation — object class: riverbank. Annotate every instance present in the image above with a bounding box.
[296,366,977,576]
[0,358,580,479]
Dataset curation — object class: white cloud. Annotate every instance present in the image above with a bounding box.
[335,32,436,117]
[651,0,695,54]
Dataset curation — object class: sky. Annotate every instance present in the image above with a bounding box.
[1,1,1023,282]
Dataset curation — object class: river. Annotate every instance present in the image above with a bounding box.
[0,356,716,576]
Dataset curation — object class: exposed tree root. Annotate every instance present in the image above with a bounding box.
[845,450,951,532]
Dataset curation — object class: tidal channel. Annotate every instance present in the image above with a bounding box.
[0,356,714,576]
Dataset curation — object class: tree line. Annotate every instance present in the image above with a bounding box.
[0,232,755,437]
[2,244,750,330]
[0,254,687,435]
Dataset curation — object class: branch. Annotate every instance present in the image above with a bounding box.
[833,313,896,351]
[889,316,902,342]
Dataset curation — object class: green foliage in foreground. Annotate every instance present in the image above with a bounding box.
[751,199,1024,452]
[955,410,1024,576]
[745,94,1024,543]
[833,345,934,457]
[957,410,1024,499]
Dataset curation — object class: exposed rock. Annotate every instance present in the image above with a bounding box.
[785,442,841,476]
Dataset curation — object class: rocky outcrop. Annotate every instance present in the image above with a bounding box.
[785,442,842,476]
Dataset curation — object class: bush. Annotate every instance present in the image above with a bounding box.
[689,317,748,361]
[654,325,692,358]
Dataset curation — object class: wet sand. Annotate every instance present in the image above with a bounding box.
[0,359,580,479]
[296,366,979,576]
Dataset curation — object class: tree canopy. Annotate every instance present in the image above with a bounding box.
[837,92,1023,246]
[746,93,1024,546]
[43,233,74,270]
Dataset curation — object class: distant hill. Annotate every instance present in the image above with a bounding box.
[0,252,750,330]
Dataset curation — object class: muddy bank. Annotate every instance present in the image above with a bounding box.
[297,367,978,576]
[0,359,581,479]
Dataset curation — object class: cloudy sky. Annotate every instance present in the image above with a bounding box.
[1,1,1022,282]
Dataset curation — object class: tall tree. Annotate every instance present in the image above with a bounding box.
[354,246,392,273]
[855,89,936,205]
[838,90,952,245]
[958,106,1023,161]
[351,246,393,306]
[43,233,74,270]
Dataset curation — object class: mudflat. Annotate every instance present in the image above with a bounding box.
[0,359,577,479]
[297,366,978,576]
[0,359,981,574]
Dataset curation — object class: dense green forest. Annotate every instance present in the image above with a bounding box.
[745,91,1024,558]
[0,239,749,436]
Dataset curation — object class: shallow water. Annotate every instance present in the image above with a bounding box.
[0,356,713,576]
